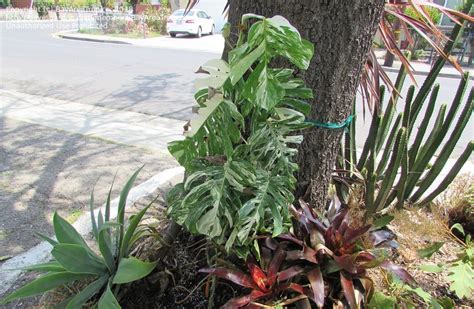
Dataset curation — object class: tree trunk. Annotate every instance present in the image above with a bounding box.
[227,0,385,210]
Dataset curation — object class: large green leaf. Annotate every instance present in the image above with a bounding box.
[16,261,65,273]
[98,228,115,273]
[116,167,142,258]
[169,97,243,169]
[52,244,107,276]
[367,291,396,308]
[0,272,93,305]
[112,257,158,284]
[98,284,121,309]
[119,203,152,258]
[194,59,230,89]
[236,170,293,246]
[65,275,109,309]
[53,212,90,250]
[447,261,474,298]
[417,242,444,259]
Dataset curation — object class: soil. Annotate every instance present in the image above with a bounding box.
[0,117,176,259]
[121,232,239,309]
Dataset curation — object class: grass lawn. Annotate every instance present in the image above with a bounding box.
[78,28,161,39]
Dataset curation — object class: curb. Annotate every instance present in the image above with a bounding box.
[55,31,225,54]
[382,65,474,80]
[58,34,132,45]
[0,166,184,297]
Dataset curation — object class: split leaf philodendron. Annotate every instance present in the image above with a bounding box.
[166,14,314,255]
[1,169,158,309]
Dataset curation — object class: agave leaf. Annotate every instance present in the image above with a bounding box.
[89,189,98,240]
[105,172,117,222]
[14,261,65,273]
[199,267,258,289]
[0,272,93,305]
[52,244,107,276]
[98,229,115,273]
[116,167,142,256]
[97,284,121,309]
[34,231,58,246]
[65,275,109,309]
[119,201,153,258]
[112,257,158,284]
[53,212,90,250]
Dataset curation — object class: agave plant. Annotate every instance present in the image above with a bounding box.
[1,168,158,308]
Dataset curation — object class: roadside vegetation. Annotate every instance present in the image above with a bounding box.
[1,0,473,308]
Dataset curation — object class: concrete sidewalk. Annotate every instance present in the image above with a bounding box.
[374,49,474,80]
[0,89,185,154]
[57,31,225,54]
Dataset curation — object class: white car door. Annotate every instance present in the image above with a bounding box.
[199,11,212,33]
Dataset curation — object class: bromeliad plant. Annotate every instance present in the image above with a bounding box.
[1,169,157,308]
[166,14,314,255]
[201,199,415,308]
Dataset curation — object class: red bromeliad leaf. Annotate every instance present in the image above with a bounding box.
[199,267,258,289]
[343,225,372,245]
[248,263,269,292]
[222,290,269,309]
[380,261,416,285]
[279,233,304,246]
[334,255,358,274]
[307,266,325,308]
[267,246,286,287]
[332,208,349,230]
[340,272,358,309]
[277,265,305,282]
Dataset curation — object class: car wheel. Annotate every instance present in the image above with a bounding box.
[195,27,202,38]
[170,33,176,38]
[210,25,215,35]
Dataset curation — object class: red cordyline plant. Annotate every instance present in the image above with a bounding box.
[201,199,415,308]
[185,0,473,111]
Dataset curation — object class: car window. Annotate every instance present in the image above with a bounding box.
[172,10,194,17]
[200,11,209,18]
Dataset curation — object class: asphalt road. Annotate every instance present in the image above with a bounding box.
[1,23,472,156]
[1,23,219,120]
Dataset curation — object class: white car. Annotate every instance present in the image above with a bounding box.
[166,9,215,38]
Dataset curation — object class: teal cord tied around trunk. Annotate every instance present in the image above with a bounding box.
[305,115,355,132]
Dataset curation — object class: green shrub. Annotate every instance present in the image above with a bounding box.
[0,168,158,308]
[145,7,170,34]
[0,0,10,8]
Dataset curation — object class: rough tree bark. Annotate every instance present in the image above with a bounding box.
[226,0,386,210]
